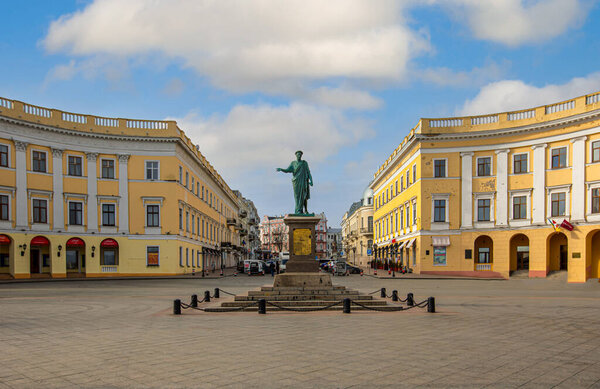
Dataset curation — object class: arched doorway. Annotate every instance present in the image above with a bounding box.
[586,230,600,279]
[510,234,530,272]
[100,239,119,268]
[0,234,12,277]
[547,232,568,271]
[30,236,50,276]
[474,235,493,271]
[66,237,86,277]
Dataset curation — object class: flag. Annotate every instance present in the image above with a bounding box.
[560,219,574,231]
[547,218,561,231]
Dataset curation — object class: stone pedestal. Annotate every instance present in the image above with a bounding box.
[274,215,332,287]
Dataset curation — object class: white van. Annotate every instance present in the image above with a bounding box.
[279,251,289,273]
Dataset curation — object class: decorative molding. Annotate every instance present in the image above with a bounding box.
[51,147,64,157]
[27,188,53,199]
[14,140,28,152]
[86,152,99,161]
[118,154,131,163]
[531,143,548,150]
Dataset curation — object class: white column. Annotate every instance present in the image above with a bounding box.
[86,152,99,232]
[14,140,28,229]
[51,148,64,231]
[460,152,473,228]
[118,154,130,233]
[495,149,509,226]
[531,144,547,224]
[571,136,587,221]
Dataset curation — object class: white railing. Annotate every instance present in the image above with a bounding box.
[101,266,118,273]
[126,120,168,129]
[545,100,575,114]
[587,93,600,105]
[0,97,13,109]
[471,115,498,125]
[476,263,492,271]
[507,109,535,121]
[62,112,87,124]
[429,118,463,128]
[95,117,119,127]
[23,103,51,118]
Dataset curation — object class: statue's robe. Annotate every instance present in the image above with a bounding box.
[281,160,312,214]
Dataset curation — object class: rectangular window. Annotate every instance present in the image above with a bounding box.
[551,192,566,217]
[0,144,8,167]
[513,154,528,174]
[433,246,446,266]
[405,205,410,228]
[179,246,183,267]
[68,156,83,176]
[551,147,567,169]
[406,171,410,186]
[593,188,600,214]
[513,196,527,219]
[179,209,183,229]
[477,157,491,176]
[0,195,8,220]
[192,177,195,192]
[147,246,159,266]
[434,159,446,178]
[32,151,46,173]
[477,199,490,221]
[101,159,115,179]
[146,161,159,180]
[399,208,403,230]
[146,205,160,227]
[395,181,398,195]
[101,249,117,266]
[593,141,600,163]
[191,215,195,234]
[434,200,446,222]
[413,164,417,182]
[196,182,200,196]
[33,199,47,223]
[185,172,189,188]
[478,248,490,263]
[186,211,189,232]
[102,204,116,226]
[186,248,189,267]
[68,201,83,225]
[202,220,205,238]
[179,166,182,183]
[413,202,417,225]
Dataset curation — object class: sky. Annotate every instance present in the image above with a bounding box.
[1,0,600,226]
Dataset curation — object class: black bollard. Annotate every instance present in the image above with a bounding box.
[191,294,198,308]
[173,299,181,315]
[392,290,398,302]
[343,298,351,314]
[407,293,414,306]
[380,287,386,298]
[427,297,436,313]
[258,298,266,314]
[204,290,211,302]
[214,288,220,299]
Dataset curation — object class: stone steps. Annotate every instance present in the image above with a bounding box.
[248,290,359,296]
[222,299,386,307]
[235,294,373,301]
[204,304,403,312]
[260,286,346,291]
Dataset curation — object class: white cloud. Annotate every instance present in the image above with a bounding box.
[43,0,428,96]
[163,78,185,97]
[418,60,509,87]
[459,72,600,116]
[173,102,375,179]
[440,0,590,46]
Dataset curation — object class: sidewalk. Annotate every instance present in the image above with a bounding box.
[356,269,506,281]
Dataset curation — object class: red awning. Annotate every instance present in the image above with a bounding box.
[30,236,50,246]
[66,238,85,247]
[100,238,119,248]
[0,234,10,244]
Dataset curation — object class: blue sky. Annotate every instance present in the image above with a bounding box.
[1,0,600,226]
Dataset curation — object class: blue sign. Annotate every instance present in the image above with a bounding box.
[367,249,372,255]
[340,251,344,256]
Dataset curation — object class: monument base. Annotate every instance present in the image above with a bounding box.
[273,272,332,288]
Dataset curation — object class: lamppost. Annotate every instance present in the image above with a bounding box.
[352,246,356,266]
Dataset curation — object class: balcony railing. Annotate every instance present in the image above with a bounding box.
[227,218,236,226]
[360,227,373,234]
[476,263,492,271]
[239,210,247,218]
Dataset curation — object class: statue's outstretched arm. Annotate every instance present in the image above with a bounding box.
[276,162,294,173]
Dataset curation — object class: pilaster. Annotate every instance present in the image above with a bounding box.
[14,140,28,229]
[531,144,547,224]
[118,154,130,233]
[86,152,99,232]
[571,136,586,221]
[460,152,473,228]
[495,149,509,226]
[52,148,64,231]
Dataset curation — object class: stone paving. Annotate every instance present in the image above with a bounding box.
[1,274,600,388]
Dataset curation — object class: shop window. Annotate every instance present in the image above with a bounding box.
[551,192,566,217]
[513,153,528,174]
[68,202,83,225]
[33,199,47,223]
[0,195,8,220]
[101,249,118,266]
[477,157,491,176]
[32,150,47,173]
[433,246,446,266]
[0,253,8,267]
[0,144,8,167]
[102,204,116,226]
[146,161,159,180]
[478,247,490,263]
[147,246,160,266]
[551,147,567,169]
[101,159,115,179]
[146,205,160,227]
[68,155,83,176]
[513,196,527,219]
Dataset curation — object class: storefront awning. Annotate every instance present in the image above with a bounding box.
[101,238,119,248]
[66,238,85,248]
[405,238,416,249]
[432,236,450,247]
[31,236,50,246]
[0,234,10,244]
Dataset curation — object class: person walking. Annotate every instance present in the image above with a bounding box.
[276,261,280,274]
[270,262,275,277]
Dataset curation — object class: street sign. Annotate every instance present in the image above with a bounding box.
[340,251,344,256]
[367,249,372,255]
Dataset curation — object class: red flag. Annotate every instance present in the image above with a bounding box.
[560,219,574,231]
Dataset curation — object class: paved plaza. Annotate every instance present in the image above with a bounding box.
[1,275,600,388]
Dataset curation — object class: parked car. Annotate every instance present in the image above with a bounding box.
[345,264,362,274]
[243,260,264,275]
[335,261,348,276]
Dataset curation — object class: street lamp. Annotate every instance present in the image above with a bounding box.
[352,246,356,266]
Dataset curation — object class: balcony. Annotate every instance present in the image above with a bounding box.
[360,227,373,235]
[240,229,248,236]
[248,217,258,225]
[227,218,236,226]
[239,210,247,218]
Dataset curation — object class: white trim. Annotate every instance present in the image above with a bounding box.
[509,189,531,226]
[473,192,495,226]
[30,148,48,173]
[144,160,160,180]
[475,155,493,177]
[431,194,450,229]
[145,203,161,229]
[100,158,116,179]
[30,196,49,225]
[549,145,569,169]
[512,152,529,174]
[432,158,448,178]
[0,191,12,224]
[546,185,571,219]
[67,200,85,227]
[590,139,600,164]
[100,202,117,227]
[27,189,53,199]
[587,184,600,221]
[66,154,84,177]
[373,150,421,195]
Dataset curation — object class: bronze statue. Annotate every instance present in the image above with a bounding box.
[276,150,313,215]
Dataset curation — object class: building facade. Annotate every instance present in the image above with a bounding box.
[315,213,328,259]
[0,97,244,278]
[341,187,374,267]
[233,190,260,261]
[371,91,600,282]
[326,227,342,259]
[260,215,288,256]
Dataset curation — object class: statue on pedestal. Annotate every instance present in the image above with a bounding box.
[276,150,313,215]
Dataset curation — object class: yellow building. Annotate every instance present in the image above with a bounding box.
[0,97,245,279]
[341,187,373,267]
[371,91,600,282]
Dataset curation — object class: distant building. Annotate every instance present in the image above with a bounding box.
[315,213,328,259]
[259,212,328,258]
[326,227,342,258]
[233,191,260,261]
[341,187,374,267]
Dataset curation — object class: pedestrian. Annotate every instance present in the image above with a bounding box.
[270,262,275,277]
[276,261,280,274]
